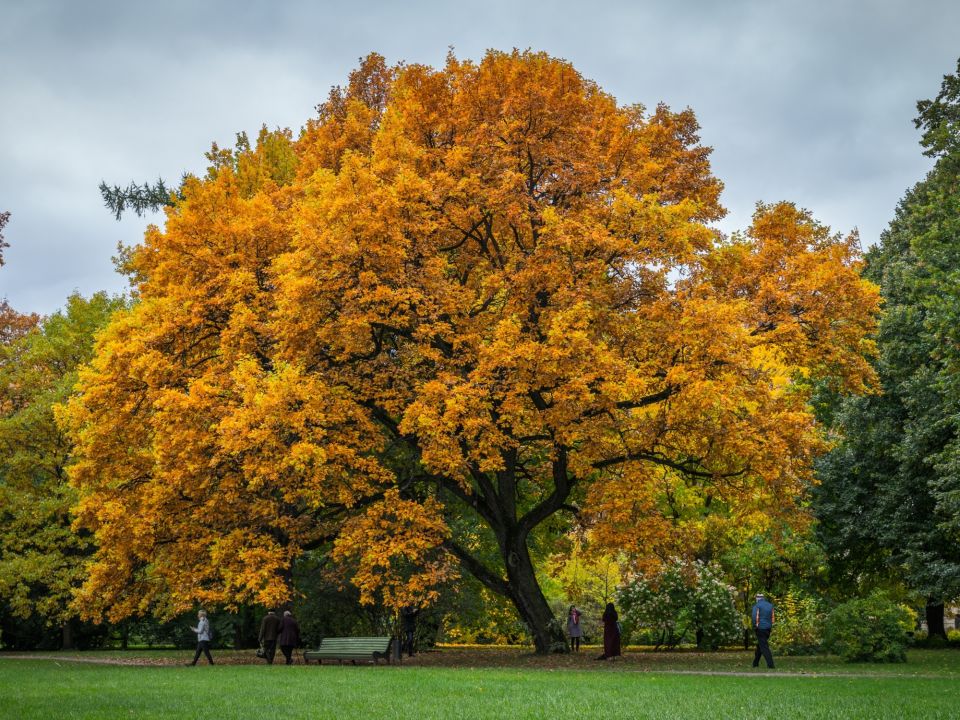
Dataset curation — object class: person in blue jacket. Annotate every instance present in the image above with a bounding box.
[751,593,775,669]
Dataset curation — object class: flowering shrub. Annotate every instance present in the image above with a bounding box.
[823,593,914,662]
[617,560,740,650]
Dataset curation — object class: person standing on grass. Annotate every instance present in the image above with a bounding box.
[278,610,301,665]
[401,605,419,657]
[597,602,621,660]
[567,605,583,652]
[259,610,281,665]
[186,610,214,666]
[751,592,776,669]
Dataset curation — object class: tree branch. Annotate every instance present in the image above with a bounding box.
[580,385,677,419]
[437,475,501,533]
[517,445,575,536]
[443,540,510,598]
[593,451,749,480]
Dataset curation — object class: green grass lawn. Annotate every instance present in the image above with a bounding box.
[418,645,960,676]
[2,649,959,719]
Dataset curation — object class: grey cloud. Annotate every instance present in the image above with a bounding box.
[1,0,957,313]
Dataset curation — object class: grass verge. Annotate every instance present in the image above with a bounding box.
[2,650,960,719]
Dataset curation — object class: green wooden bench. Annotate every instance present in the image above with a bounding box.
[303,636,394,664]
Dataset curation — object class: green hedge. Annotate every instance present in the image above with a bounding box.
[823,593,914,662]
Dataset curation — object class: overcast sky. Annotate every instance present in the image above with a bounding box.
[1,0,958,315]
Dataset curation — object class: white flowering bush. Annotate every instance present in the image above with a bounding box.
[617,560,741,650]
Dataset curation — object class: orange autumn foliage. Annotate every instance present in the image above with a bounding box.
[585,204,877,568]
[63,51,878,651]
[332,490,456,609]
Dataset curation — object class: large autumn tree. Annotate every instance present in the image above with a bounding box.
[66,51,878,652]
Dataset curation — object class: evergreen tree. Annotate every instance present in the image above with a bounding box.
[815,58,960,638]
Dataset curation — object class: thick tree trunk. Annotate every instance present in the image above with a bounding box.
[926,599,947,640]
[438,439,572,654]
[502,535,567,654]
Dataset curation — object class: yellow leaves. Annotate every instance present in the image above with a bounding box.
[62,50,881,626]
[235,126,299,195]
[216,359,389,507]
[206,530,292,608]
[699,202,880,393]
[567,202,876,570]
[400,366,518,478]
[333,490,457,610]
[607,190,715,266]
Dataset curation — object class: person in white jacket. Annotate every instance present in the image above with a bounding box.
[186,610,214,665]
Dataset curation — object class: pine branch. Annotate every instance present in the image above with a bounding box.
[99,178,178,220]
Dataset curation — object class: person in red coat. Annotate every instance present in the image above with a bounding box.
[598,602,621,660]
[278,610,301,665]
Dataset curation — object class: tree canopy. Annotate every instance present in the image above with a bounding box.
[0,293,123,627]
[814,57,960,637]
[64,50,879,652]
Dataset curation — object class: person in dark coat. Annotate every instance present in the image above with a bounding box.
[567,605,583,652]
[401,605,419,657]
[278,610,301,665]
[258,610,281,664]
[598,602,621,660]
[751,592,776,669]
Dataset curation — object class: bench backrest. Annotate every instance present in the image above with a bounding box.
[319,636,391,653]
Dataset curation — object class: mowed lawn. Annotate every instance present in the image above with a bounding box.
[2,649,960,720]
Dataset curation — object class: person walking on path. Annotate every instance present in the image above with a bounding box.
[567,605,583,652]
[186,610,214,666]
[401,605,419,657]
[278,610,301,665]
[598,602,621,660]
[751,592,776,669]
[259,610,281,664]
